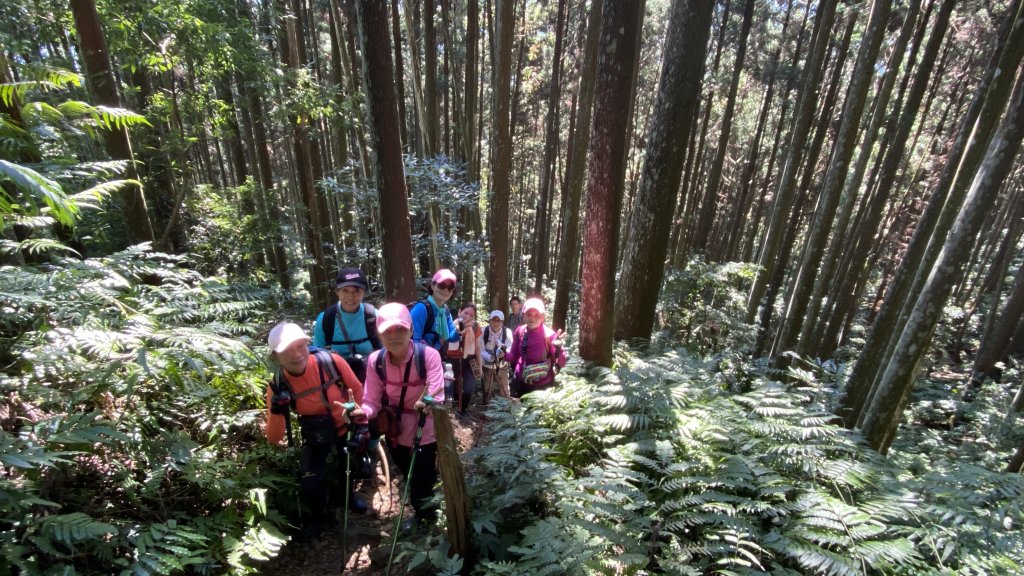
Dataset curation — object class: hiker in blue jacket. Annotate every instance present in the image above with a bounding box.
[409,268,459,354]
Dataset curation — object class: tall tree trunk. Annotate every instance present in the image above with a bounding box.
[531,0,568,293]
[355,0,417,301]
[390,0,410,151]
[280,4,332,309]
[552,0,602,331]
[69,0,155,246]
[614,0,715,341]
[578,0,645,367]
[486,0,515,312]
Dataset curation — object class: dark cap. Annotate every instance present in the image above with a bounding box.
[336,267,368,290]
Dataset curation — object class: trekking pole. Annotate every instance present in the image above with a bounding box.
[339,401,356,573]
[385,395,436,576]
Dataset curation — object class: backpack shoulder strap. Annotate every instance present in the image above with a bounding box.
[322,305,338,346]
[363,303,381,349]
[313,349,341,385]
[374,349,386,382]
[413,343,427,381]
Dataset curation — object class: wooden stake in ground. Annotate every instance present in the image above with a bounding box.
[432,405,471,567]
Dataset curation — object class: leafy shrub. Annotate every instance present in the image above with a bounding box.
[659,258,759,354]
[0,247,292,575]
[463,345,1024,575]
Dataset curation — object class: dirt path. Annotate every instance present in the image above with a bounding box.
[258,405,487,575]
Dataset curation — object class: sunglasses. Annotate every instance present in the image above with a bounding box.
[436,282,455,291]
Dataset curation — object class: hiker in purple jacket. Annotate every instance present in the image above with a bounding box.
[505,297,566,397]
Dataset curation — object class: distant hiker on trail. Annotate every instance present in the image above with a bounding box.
[480,309,512,401]
[361,303,445,533]
[507,295,525,333]
[409,268,459,354]
[506,297,567,397]
[313,267,381,383]
[453,303,483,415]
[265,322,370,542]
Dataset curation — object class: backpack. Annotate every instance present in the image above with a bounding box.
[270,348,342,446]
[483,326,511,349]
[321,302,381,355]
[408,299,438,346]
[373,342,428,383]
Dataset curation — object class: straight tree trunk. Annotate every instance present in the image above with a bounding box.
[390,0,410,151]
[531,0,568,293]
[578,0,645,367]
[355,0,417,301]
[552,0,602,331]
[614,0,715,341]
[486,0,515,313]
[69,0,155,246]
[280,5,332,309]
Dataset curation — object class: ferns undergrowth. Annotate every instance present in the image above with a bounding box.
[0,247,293,575]
[465,348,1024,575]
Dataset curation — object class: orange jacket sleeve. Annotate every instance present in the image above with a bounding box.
[265,384,286,445]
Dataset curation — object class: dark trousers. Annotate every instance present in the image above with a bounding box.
[389,442,438,522]
[299,437,356,523]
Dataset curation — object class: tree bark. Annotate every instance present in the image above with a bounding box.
[486,0,516,313]
[613,0,715,341]
[354,0,417,301]
[552,0,602,331]
[578,0,645,367]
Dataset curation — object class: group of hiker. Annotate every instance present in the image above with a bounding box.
[264,266,567,543]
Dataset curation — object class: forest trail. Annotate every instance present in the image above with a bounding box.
[258,403,489,575]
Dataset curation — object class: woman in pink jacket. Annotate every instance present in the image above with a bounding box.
[361,303,445,532]
[506,297,567,397]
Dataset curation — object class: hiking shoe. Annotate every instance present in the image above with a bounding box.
[347,493,369,514]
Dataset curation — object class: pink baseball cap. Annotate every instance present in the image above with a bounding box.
[268,322,309,353]
[432,268,457,285]
[523,297,545,315]
[377,302,413,332]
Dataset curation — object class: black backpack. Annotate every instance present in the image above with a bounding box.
[321,302,381,355]
[408,299,440,347]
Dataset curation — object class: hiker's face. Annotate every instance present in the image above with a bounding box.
[336,286,365,312]
[460,308,476,323]
[431,281,454,303]
[380,326,412,351]
[525,309,543,329]
[277,339,309,374]
[510,300,521,312]
[489,317,503,329]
